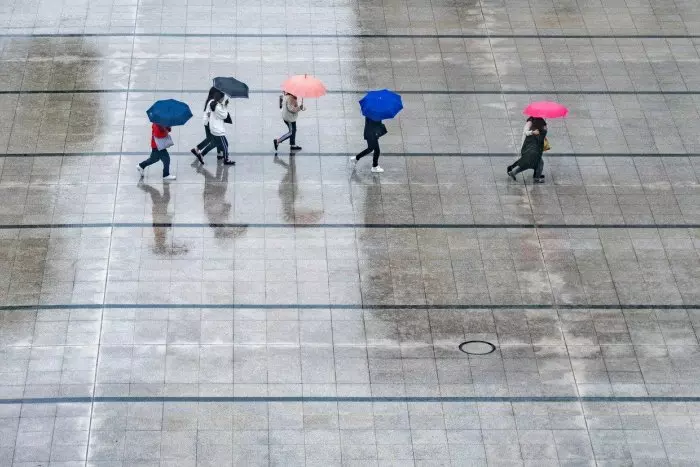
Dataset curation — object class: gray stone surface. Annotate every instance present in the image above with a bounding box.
[2,0,700,465]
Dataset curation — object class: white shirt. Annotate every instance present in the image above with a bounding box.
[207,99,229,136]
[281,95,301,122]
[521,121,535,146]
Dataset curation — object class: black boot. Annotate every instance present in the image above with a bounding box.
[223,158,235,165]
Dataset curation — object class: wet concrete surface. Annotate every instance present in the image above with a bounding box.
[2,0,700,465]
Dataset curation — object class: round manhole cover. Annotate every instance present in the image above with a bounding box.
[458,340,496,355]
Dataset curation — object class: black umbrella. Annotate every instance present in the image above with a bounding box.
[213,77,249,99]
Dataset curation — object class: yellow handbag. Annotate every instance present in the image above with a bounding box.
[543,137,551,152]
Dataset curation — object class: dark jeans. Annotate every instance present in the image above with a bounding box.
[139,149,170,177]
[211,134,229,160]
[510,158,544,178]
[277,120,296,146]
[196,125,217,155]
[355,138,380,167]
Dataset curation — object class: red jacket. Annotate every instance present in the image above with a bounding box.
[151,124,171,149]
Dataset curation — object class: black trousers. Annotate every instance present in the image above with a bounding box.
[355,138,380,167]
[139,149,171,177]
[197,125,217,155]
[277,120,296,146]
[509,157,544,178]
[211,135,229,160]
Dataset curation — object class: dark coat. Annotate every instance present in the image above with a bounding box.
[363,118,386,142]
[517,129,547,170]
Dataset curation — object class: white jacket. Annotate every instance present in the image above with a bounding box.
[207,99,229,136]
[202,105,210,126]
[281,95,301,123]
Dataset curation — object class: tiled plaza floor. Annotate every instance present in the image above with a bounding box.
[1,0,700,465]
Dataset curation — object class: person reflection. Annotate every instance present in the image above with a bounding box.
[274,154,322,224]
[137,181,188,255]
[274,154,296,223]
[192,161,246,239]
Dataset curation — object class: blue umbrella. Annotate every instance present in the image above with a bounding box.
[146,99,193,127]
[359,89,403,121]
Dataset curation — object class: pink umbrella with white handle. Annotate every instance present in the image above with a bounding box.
[523,101,569,118]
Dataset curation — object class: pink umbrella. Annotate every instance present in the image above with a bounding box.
[281,74,327,99]
[523,101,569,119]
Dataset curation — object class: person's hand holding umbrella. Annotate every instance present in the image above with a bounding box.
[273,74,326,153]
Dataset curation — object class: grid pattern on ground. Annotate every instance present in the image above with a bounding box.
[2,0,700,466]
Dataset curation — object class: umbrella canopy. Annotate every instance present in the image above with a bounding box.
[523,101,568,119]
[359,89,403,121]
[281,75,327,98]
[146,99,193,127]
[213,77,249,98]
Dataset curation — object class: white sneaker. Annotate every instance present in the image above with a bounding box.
[163,174,176,181]
[137,165,144,177]
[371,166,384,173]
[349,155,357,163]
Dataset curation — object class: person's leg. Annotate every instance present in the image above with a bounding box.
[200,125,218,155]
[196,125,212,151]
[221,136,234,165]
[507,163,524,181]
[533,158,544,182]
[211,135,223,154]
[201,139,217,156]
[534,158,544,178]
[507,157,523,180]
[140,149,160,169]
[371,141,381,167]
[192,126,212,163]
[160,150,171,177]
[354,146,373,160]
[508,157,524,173]
[289,122,298,148]
[278,121,292,144]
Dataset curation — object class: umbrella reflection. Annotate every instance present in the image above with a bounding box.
[137,181,188,256]
[192,161,247,239]
[274,154,323,224]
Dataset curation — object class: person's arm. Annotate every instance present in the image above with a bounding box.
[521,121,535,146]
[214,101,229,119]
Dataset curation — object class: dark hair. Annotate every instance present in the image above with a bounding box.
[205,87,224,110]
[527,117,547,132]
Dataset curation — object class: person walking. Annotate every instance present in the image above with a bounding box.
[208,94,235,165]
[273,92,304,152]
[350,117,387,173]
[138,122,176,180]
[507,117,547,183]
[191,87,225,164]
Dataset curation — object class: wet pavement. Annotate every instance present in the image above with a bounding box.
[2,0,700,466]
